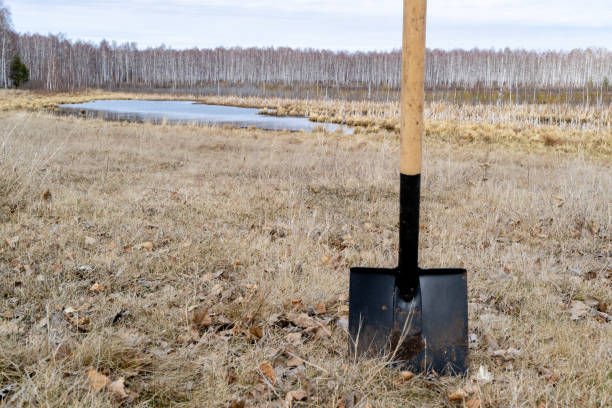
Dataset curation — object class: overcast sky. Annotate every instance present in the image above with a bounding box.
[5,0,612,51]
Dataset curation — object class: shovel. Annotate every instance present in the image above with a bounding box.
[348,0,468,375]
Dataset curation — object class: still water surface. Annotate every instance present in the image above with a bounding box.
[59,100,350,133]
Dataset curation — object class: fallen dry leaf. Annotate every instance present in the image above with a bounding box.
[259,361,276,384]
[108,378,128,401]
[286,390,307,404]
[290,298,304,310]
[139,241,154,250]
[286,357,303,367]
[287,312,316,328]
[86,369,110,392]
[399,370,415,382]
[89,283,106,293]
[449,389,468,402]
[320,255,331,265]
[314,324,332,340]
[192,309,212,329]
[177,328,200,344]
[119,330,145,346]
[491,348,521,361]
[286,332,302,345]
[249,326,263,339]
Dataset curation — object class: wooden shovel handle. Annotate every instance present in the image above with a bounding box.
[400,0,427,176]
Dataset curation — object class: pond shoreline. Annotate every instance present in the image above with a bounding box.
[57,100,352,133]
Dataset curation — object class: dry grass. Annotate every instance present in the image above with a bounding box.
[1,90,610,159]
[0,89,198,111]
[0,106,611,407]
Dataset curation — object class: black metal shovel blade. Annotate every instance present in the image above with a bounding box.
[418,269,468,375]
[349,267,468,375]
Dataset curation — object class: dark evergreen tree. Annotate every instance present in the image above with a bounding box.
[9,54,28,87]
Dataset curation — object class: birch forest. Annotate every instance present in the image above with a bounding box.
[1,2,610,104]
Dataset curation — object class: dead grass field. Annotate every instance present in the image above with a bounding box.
[0,100,611,407]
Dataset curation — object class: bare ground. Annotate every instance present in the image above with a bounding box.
[0,109,610,407]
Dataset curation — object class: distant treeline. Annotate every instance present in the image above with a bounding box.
[0,5,610,103]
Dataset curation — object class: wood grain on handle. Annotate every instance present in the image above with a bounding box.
[400,0,427,176]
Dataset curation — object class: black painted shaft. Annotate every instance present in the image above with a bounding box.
[398,173,421,299]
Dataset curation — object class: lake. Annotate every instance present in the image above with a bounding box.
[58,100,351,133]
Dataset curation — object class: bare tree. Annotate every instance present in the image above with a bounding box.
[0,0,15,88]
[6,24,612,105]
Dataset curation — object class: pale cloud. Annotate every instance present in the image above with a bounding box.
[429,0,612,27]
[5,0,612,51]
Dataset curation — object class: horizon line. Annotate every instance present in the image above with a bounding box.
[13,30,612,55]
